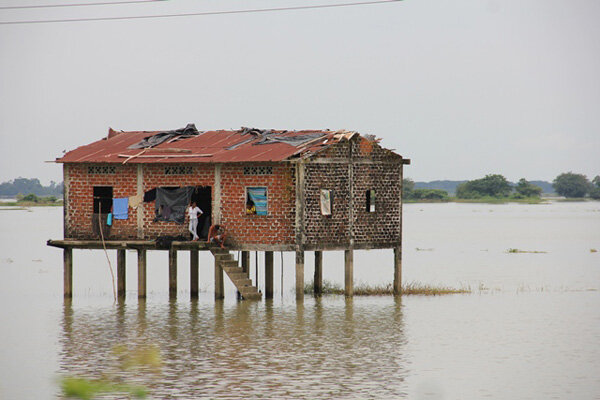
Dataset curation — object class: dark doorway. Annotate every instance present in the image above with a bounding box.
[92,186,113,237]
[190,186,211,239]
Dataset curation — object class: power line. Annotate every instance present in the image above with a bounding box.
[0,0,402,25]
[0,0,164,11]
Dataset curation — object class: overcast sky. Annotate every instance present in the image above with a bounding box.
[0,0,599,184]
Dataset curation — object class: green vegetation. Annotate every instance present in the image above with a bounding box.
[506,248,547,254]
[60,377,147,400]
[2,193,62,206]
[553,172,592,198]
[515,178,543,197]
[403,179,450,202]
[456,174,512,198]
[304,280,470,296]
[0,177,62,197]
[589,176,600,200]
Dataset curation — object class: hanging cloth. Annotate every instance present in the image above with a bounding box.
[113,198,129,220]
[247,187,268,216]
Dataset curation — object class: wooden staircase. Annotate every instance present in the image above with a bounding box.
[210,248,262,300]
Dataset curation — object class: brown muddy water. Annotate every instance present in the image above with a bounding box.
[0,202,599,399]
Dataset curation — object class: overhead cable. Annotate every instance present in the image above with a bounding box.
[0,0,402,25]
[0,0,164,11]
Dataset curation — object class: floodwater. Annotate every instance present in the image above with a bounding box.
[0,202,599,399]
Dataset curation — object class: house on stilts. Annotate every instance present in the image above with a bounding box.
[48,124,410,300]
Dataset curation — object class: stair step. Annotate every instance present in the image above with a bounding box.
[233,278,253,287]
[220,260,239,267]
[223,265,243,273]
[242,292,262,300]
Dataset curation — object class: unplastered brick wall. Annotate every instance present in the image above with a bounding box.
[220,163,295,246]
[351,136,401,162]
[64,163,138,239]
[142,163,214,239]
[352,163,401,245]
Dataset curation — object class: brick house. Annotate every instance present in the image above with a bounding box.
[52,125,410,300]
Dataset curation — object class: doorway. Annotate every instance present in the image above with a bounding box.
[190,186,211,239]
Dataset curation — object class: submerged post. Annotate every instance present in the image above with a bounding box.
[295,251,304,300]
[190,250,199,299]
[393,247,402,295]
[344,249,353,297]
[63,247,73,298]
[117,249,126,298]
[137,249,146,298]
[214,256,224,300]
[265,251,274,299]
[168,248,177,299]
[314,251,323,296]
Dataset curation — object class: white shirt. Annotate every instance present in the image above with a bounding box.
[188,206,202,220]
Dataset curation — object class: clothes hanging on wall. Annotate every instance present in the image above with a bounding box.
[128,193,143,209]
[113,198,129,220]
[247,187,268,216]
[154,187,194,224]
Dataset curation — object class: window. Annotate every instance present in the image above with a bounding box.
[320,189,332,216]
[88,165,116,174]
[93,186,113,214]
[165,166,193,175]
[246,187,268,215]
[244,166,273,175]
[366,189,376,212]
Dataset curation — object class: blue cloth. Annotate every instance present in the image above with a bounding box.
[247,187,268,216]
[113,198,129,220]
[106,213,113,226]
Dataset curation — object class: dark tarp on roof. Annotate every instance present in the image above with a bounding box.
[128,123,200,149]
[154,187,194,224]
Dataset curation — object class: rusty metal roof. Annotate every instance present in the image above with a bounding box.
[55,127,366,164]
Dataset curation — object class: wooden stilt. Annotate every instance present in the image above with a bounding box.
[190,250,199,299]
[214,255,224,300]
[241,251,250,278]
[344,249,353,297]
[393,247,402,296]
[117,249,126,298]
[314,251,323,296]
[137,249,146,298]
[265,251,274,299]
[63,247,73,298]
[168,248,177,299]
[295,251,304,300]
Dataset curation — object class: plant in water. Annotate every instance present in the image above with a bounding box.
[304,280,470,296]
[506,248,547,254]
[60,377,147,400]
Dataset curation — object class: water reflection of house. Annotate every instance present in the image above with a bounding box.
[48,124,410,300]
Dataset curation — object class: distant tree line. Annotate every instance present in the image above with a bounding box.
[0,178,63,197]
[404,172,600,200]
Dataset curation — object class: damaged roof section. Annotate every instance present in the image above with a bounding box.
[55,125,392,164]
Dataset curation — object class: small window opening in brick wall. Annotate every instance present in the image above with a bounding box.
[88,165,116,174]
[320,189,332,216]
[165,165,193,175]
[244,166,273,175]
[366,189,376,212]
[246,187,268,215]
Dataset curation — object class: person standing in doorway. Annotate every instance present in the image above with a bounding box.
[187,201,203,241]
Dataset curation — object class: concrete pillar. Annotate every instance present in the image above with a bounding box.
[241,251,250,278]
[137,249,146,298]
[295,251,304,300]
[265,251,274,299]
[214,256,224,300]
[394,247,402,296]
[63,247,73,298]
[117,249,126,298]
[314,251,323,296]
[190,250,199,299]
[344,249,353,297]
[168,248,177,299]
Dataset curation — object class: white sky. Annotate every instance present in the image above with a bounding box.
[0,0,599,184]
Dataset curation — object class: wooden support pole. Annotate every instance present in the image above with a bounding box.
[265,251,274,299]
[295,251,304,301]
[394,247,402,296]
[137,249,146,298]
[190,250,199,299]
[117,249,126,298]
[63,247,73,298]
[344,249,353,297]
[314,251,323,296]
[241,251,250,278]
[214,256,224,300]
[168,248,177,299]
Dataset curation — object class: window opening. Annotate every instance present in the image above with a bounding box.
[246,187,268,215]
[366,189,376,212]
[320,189,332,216]
[244,166,273,175]
[88,165,116,174]
[165,166,193,175]
[93,186,113,214]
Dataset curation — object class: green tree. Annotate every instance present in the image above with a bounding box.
[456,174,512,198]
[515,178,542,198]
[589,175,600,200]
[552,172,590,198]
[402,178,415,199]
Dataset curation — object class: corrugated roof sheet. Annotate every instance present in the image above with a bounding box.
[55,127,367,164]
